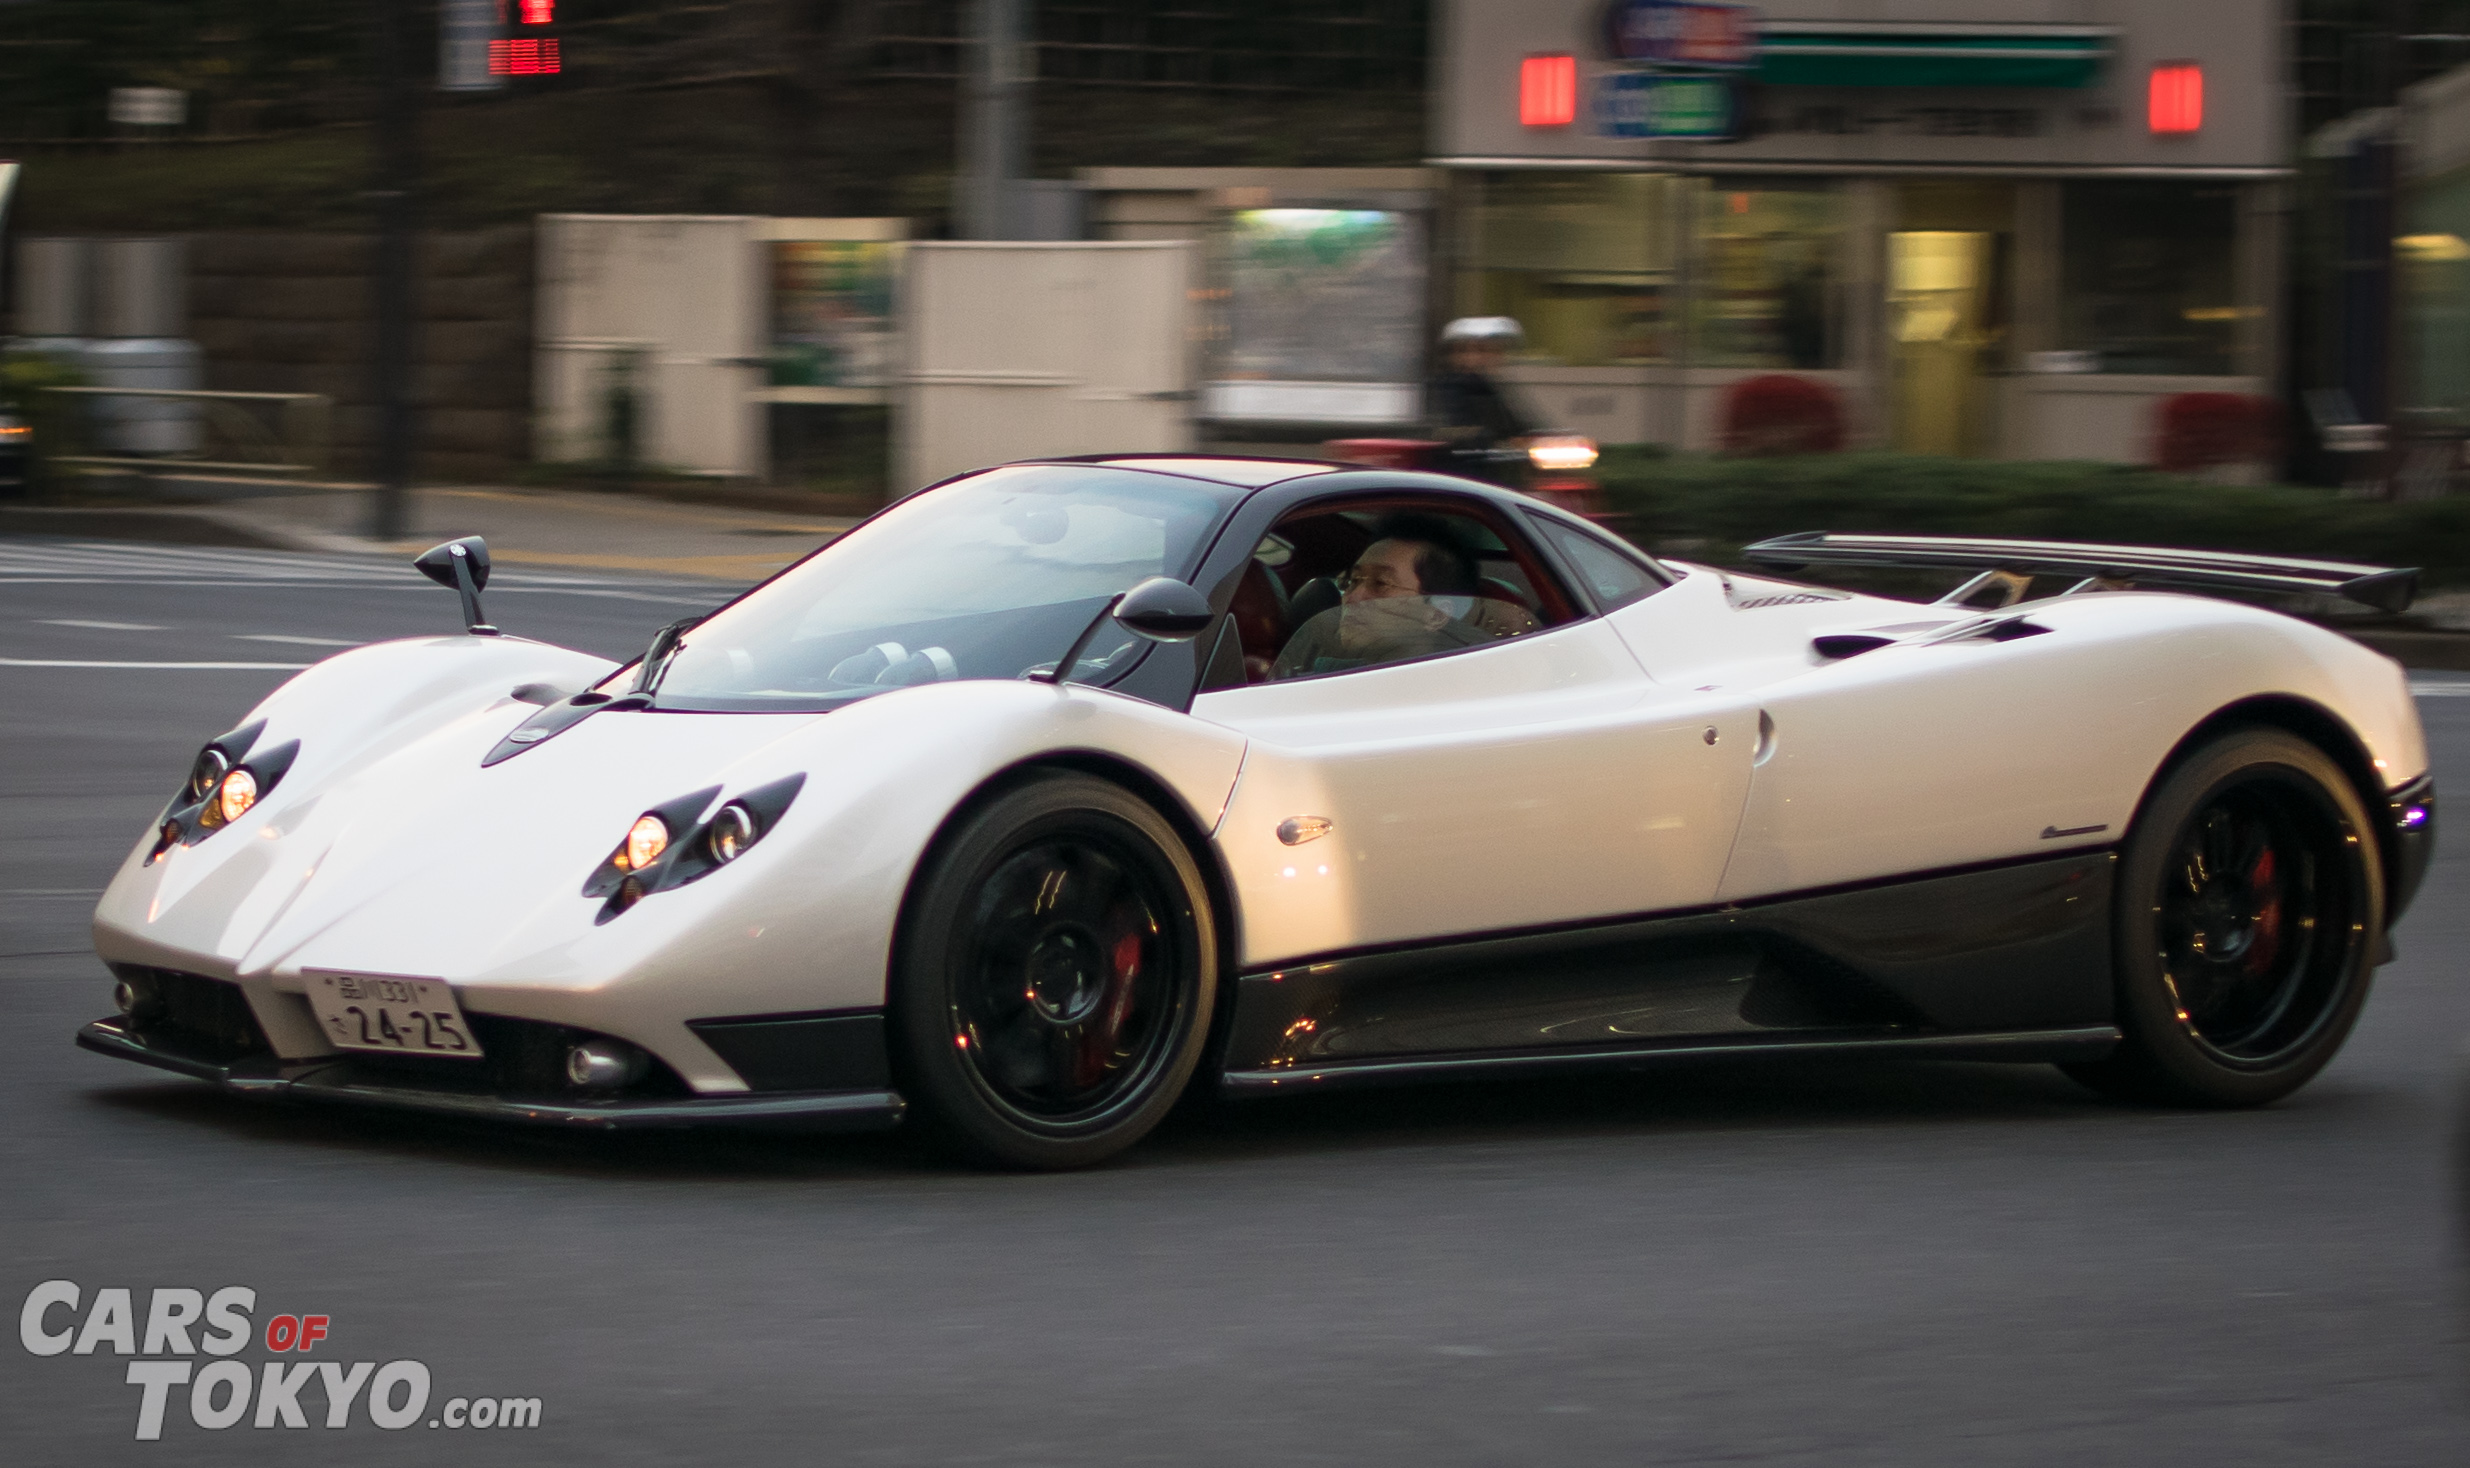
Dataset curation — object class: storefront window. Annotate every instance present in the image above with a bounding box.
[1458,173,1840,369]
[2401,174,2470,416]
[1694,181,1839,369]
[2058,182,2242,375]
[1459,173,1681,365]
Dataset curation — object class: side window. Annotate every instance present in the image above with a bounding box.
[1530,517,1664,612]
[1219,500,1576,685]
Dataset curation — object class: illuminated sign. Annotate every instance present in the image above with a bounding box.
[1603,1,1761,71]
[2149,61,2202,135]
[1520,54,1578,127]
[1596,72,1736,138]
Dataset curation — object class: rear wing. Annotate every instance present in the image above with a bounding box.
[1740,532,2419,614]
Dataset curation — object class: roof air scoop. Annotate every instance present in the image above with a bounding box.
[414,537,499,636]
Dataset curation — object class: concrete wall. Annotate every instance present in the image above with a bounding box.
[189,229,532,482]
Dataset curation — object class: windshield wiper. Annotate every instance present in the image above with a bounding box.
[628,616,701,697]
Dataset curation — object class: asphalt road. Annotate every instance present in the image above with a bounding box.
[4,537,2467,1465]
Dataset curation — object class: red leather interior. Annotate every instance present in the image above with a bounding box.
[1229,559,1289,681]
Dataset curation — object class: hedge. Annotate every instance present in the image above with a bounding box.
[1596,450,2470,587]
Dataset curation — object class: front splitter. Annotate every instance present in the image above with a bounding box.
[76,1018,906,1133]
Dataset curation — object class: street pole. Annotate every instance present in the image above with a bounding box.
[959,0,1029,238]
[367,0,420,541]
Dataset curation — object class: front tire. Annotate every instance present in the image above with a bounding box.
[2066,728,2383,1106]
[890,773,1218,1169]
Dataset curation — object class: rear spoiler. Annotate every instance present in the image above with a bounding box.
[1741,532,2419,614]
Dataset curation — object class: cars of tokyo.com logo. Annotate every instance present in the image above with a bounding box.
[19,1281,543,1440]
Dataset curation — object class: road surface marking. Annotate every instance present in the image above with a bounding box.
[39,619,166,631]
[234,634,359,647]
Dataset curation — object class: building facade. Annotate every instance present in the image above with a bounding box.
[1434,0,2288,459]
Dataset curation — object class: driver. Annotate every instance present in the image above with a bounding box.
[1273,515,1499,679]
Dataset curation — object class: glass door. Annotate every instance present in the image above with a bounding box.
[1888,183,2013,456]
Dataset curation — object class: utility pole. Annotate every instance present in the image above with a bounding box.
[958,0,1029,238]
[368,0,421,541]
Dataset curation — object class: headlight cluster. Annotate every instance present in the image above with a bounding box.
[150,722,299,862]
[584,774,806,921]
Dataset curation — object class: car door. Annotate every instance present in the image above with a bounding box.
[1190,499,1758,969]
[1600,568,2156,903]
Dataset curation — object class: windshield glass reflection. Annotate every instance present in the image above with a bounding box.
[649,464,1234,712]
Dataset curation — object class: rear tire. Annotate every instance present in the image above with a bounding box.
[889,773,1217,1169]
[2065,728,2382,1106]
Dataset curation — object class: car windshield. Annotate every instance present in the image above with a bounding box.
[647,464,1239,712]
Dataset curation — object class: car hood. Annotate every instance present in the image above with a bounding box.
[92,636,1250,1020]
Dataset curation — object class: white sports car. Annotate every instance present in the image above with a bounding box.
[79,456,2436,1168]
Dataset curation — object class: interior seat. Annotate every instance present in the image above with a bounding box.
[1479,574,1536,613]
[1287,576,1342,630]
[1229,560,1291,682]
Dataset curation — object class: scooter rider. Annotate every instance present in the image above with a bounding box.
[1428,316,1535,475]
[1432,311,1521,442]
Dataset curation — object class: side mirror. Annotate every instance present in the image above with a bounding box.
[1113,577,1213,642]
[1033,577,1216,685]
[413,537,498,636]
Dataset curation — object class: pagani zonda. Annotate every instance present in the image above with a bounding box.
[79,457,2435,1167]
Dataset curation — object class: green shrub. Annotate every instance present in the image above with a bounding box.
[1598,450,2470,584]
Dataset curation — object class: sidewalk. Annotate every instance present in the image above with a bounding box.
[0,484,860,582]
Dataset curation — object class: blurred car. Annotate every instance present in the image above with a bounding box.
[78,457,2435,1168]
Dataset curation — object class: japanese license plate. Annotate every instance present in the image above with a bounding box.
[304,973,483,1059]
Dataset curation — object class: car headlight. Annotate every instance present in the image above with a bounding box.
[704,803,758,864]
[215,768,258,825]
[583,776,807,918]
[185,747,229,804]
[192,764,259,830]
[1527,433,1599,472]
[155,725,299,856]
[622,814,669,872]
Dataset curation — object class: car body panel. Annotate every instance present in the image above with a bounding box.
[1197,617,1756,965]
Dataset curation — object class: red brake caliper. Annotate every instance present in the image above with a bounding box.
[1069,929,1145,1089]
[2244,844,2282,976]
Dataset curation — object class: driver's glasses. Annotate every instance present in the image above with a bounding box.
[1337,566,1414,597]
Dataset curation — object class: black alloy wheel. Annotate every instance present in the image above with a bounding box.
[2066,727,2383,1106]
[890,773,1217,1168]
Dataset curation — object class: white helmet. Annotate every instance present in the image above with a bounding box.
[1440,316,1524,345]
